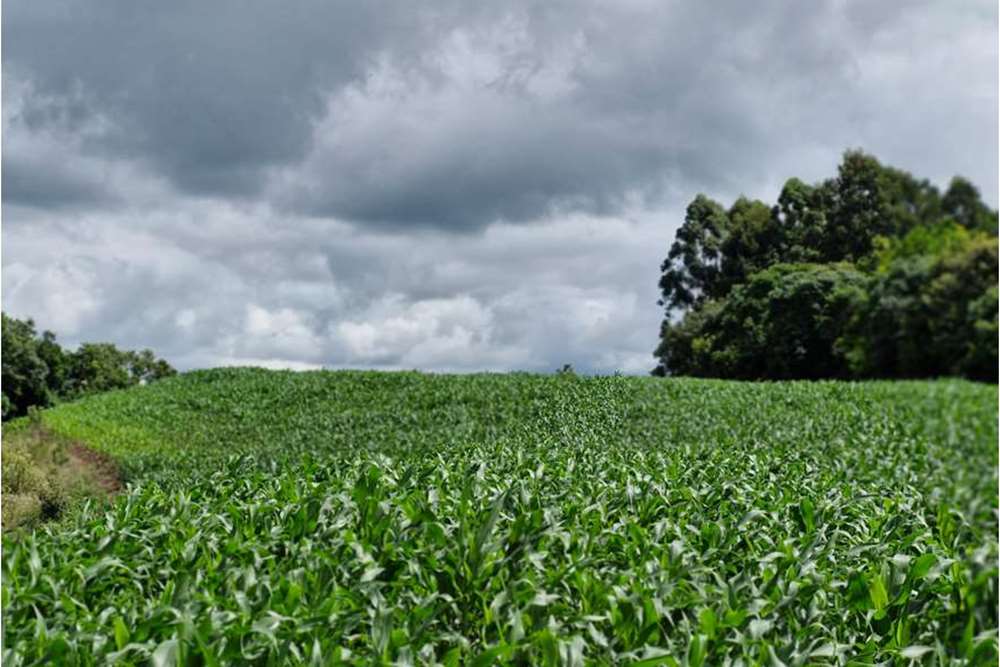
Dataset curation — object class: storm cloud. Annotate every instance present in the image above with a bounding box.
[3,0,997,372]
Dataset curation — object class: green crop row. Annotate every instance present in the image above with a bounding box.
[2,370,997,665]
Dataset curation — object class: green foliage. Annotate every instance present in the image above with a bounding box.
[658,195,730,312]
[127,348,177,386]
[943,177,999,234]
[1,438,70,529]
[843,238,999,381]
[717,198,784,293]
[660,264,868,379]
[3,369,997,664]
[2,314,57,418]
[2,447,50,498]
[655,150,998,380]
[65,343,134,396]
[868,221,977,272]
[772,177,827,263]
[62,343,176,397]
[0,313,176,419]
[822,153,945,259]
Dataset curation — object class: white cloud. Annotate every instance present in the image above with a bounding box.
[2,259,102,336]
[335,294,516,369]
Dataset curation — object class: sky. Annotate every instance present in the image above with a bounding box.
[2,0,997,374]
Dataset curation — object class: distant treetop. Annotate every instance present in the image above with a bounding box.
[1,313,176,420]
[654,150,998,381]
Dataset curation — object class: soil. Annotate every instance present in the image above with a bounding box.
[67,441,123,496]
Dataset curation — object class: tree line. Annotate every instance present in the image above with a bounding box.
[1,313,176,420]
[654,150,998,381]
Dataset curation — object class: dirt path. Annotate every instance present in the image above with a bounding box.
[67,442,123,496]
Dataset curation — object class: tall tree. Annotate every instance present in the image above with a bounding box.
[658,195,730,313]
[654,150,998,381]
[718,197,783,292]
[773,177,828,263]
[943,177,998,234]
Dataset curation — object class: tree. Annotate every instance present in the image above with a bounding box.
[1,315,54,418]
[841,238,998,380]
[821,151,942,261]
[654,149,998,381]
[964,285,999,381]
[1,312,178,419]
[943,177,998,234]
[866,220,975,272]
[653,299,726,378]
[930,238,998,380]
[821,151,887,260]
[65,343,135,396]
[65,344,175,396]
[127,349,177,385]
[36,331,70,398]
[838,255,938,378]
[658,195,730,314]
[657,264,868,379]
[718,197,784,292]
[773,177,828,263]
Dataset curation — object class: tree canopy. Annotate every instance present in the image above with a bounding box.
[1,313,177,419]
[654,150,998,381]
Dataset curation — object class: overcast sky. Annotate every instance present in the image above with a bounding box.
[3,1,997,374]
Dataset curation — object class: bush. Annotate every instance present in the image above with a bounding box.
[1,447,49,497]
[1,432,75,529]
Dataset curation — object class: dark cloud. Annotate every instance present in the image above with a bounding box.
[3,0,430,198]
[275,1,864,228]
[7,1,994,224]
[2,0,997,372]
[2,155,111,209]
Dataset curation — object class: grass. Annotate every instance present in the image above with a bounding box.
[1,414,119,532]
[1,369,997,664]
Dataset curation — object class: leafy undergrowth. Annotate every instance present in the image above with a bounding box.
[1,418,120,532]
[2,369,997,665]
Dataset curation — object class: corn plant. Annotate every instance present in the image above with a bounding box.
[2,370,997,664]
